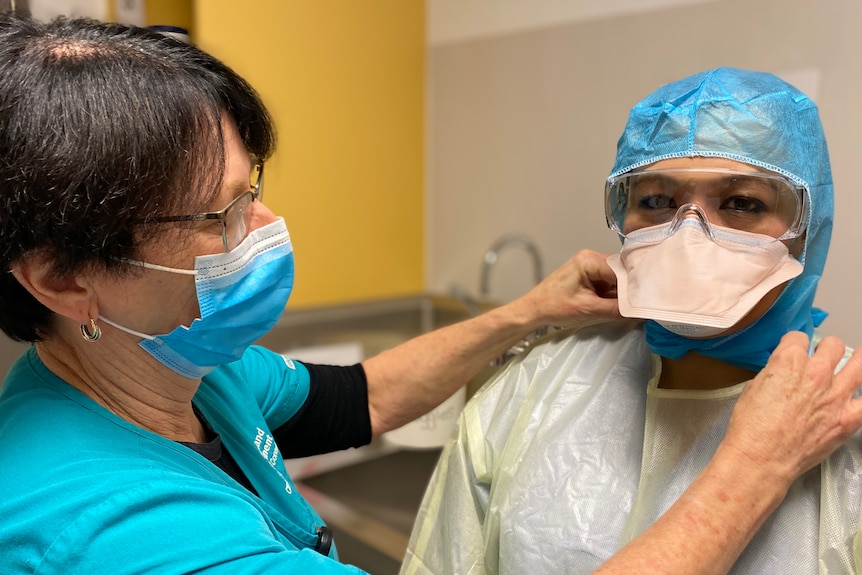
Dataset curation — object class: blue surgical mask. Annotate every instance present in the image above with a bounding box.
[100,218,294,379]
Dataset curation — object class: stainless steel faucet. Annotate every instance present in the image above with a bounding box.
[479,234,544,299]
[479,234,548,366]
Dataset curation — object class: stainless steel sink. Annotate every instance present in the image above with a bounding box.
[254,294,501,573]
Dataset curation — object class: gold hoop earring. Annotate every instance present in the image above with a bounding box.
[80,318,101,342]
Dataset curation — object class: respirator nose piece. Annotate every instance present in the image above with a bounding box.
[668,203,714,239]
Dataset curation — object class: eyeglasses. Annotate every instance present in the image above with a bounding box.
[605,167,808,242]
[149,164,264,252]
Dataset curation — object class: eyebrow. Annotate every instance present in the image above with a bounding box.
[632,173,776,191]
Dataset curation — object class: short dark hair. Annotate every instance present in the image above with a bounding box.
[0,14,275,341]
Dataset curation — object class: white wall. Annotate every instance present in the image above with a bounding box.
[425,0,861,346]
[428,0,718,46]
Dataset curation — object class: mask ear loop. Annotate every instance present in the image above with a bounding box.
[80,318,101,342]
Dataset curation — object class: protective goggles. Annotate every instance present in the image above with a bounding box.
[605,168,808,242]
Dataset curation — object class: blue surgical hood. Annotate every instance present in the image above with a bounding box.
[608,67,834,371]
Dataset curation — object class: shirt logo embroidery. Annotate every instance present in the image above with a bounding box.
[254,427,292,494]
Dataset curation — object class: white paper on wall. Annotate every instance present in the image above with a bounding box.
[428,0,721,45]
[29,0,107,21]
[113,0,145,26]
[280,341,365,366]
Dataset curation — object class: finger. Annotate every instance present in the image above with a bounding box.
[593,283,618,300]
[585,297,622,318]
[762,331,809,369]
[835,347,862,396]
[776,330,810,351]
[842,394,862,434]
[811,335,847,366]
[582,252,618,287]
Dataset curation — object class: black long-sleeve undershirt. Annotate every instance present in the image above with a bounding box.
[184,362,373,491]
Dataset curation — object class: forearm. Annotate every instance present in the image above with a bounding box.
[594,442,790,575]
[598,335,862,574]
[362,299,539,436]
[362,250,622,436]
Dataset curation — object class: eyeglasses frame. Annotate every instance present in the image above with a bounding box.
[147,163,265,251]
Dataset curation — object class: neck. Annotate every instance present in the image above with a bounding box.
[35,327,207,443]
[659,352,756,390]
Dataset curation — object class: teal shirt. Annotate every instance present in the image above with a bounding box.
[0,345,368,574]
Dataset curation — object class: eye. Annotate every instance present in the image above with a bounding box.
[637,195,676,211]
[721,196,768,213]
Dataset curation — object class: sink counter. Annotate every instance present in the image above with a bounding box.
[257,293,497,358]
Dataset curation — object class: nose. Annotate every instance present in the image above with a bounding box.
[668,203,714,239]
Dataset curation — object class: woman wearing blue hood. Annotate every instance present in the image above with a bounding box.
[401,68,862,574]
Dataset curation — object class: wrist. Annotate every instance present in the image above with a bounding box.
[706,441,793,517]
[495,295,546,334]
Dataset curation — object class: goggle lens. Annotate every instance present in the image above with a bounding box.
[605,168,807,241]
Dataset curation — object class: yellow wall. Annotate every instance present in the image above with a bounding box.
[144,0,194,35]
[194,1,425,308]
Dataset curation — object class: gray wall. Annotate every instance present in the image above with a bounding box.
[0,339,29,379]
[426,0,861,345]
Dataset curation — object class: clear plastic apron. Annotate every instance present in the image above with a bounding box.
[402,325,862,574]
[621,348,862,574]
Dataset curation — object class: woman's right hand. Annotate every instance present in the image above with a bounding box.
[595,332,862,575]
[724,331,862,485]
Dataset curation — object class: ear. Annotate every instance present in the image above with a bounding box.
[10,252,97,325]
